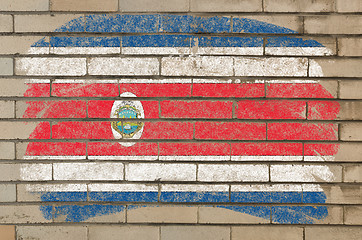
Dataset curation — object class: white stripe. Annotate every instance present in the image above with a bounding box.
[302,184,323,192]
[195,47,263,56]
[161,184,228,192]
[50,47,120,55]
[254,79,319,84]
[53,79,118,84]
[232,156,303,161]
[20,164,52,181]
[88,156,158,160]
[119,78,192,84]
[89,183,158,192]
[265,47,333,56]
[271,165,336,182]
[25,184,87,192]
[159,156,230,161]
[24,79,51,84]
[304,156,335,161]
[28,47,49,54]
[231,184,302,192]
[123,47,190,55]
[23,156,86,160]
[193,79,235,84]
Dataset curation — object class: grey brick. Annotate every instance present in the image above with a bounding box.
[0,184,16,202]
[120,0,189,12]
[0,58,13,76]
[0,0,49,11]
[0,15,13,32]
[190,0,262,12]
[17,226,87,240]
[0,142,15,160]
[89,226,159,240]
[0,101,15,118]
[0,205,52,223]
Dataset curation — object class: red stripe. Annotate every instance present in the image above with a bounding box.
[142,122,193,139]
[120,83,191,97]
[237,100,306,119]
[22,101,86,118]
[88,142,158,156]
[304,143,339,156]
[25,142,86,156]
[231,143,303,156]
[159,142,230,156]
[161,101,233,118]
[88,100,159,118]
[266,83,334,98]
[29,122,51,139]
[192,83,264,98]
[52,83,119,97]
[52,122,112,139]
[268,123,338,140]
[195,122,266,140]
[307,101,340,120]
[24,83,50,97]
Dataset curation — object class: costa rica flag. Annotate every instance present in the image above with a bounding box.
[17,14,340,223]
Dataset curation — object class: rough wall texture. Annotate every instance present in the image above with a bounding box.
[0,0,361,239]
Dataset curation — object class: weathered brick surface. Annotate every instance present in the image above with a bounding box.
[0,142,15,160]
[50,0,118,12]
[0,101,15,118]
[340,123,362,141]
[127,206,198,223]
[190,0,262,12]
[0,164,51,181]
[0,0,49,11]
[0,58,13,76]
[0,15,13,32]
[340,81,362,99]
[264,0,335,12]
[232,226,303,240]
[305,227,362,240]
[161,226,230,240]
[344,165,362,182]
[305,16,362,34]
[0,122,49,139]
[120,0,189,12]
[14,15,83,32]
[338,38,362,56]
[89,226,159,240]
[0,225,15,240]
[336,0,362,12]
[17,226,87,240]
[0,205,52,223]
[0,185,16,202]
[0,36,49,54]
[310,59,362,77]
[322,185,362,204]
[345,206,362,225]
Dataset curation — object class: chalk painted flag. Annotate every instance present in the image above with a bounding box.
[17,14,340,223]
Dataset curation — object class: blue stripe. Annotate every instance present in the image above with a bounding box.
[233,17,297,34]
[160,192,229,203]
[272,206,328,224]
[303,192,327,203]
[40,192,87,202]
[89,192,158,202]
[266,36,323,47]
[195,36,263,47]
[122,35,191,47]
[231,192,303,203]
[50,37,121,47]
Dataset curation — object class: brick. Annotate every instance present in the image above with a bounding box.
[341,123,362,141]
[0,79,50,97]
[264,0,334,12]
[162,56,233,76]
[0,142,15,160]
[16,58,86,76]
[161,101,233,119]
[0,185,16,202]
[127,206,197,223]
[120,0,189,12]
[89,57,159,76]
[190,0,262,12]
[199,206,270,224]
[192,82,265,98]
[0,164,51,181]
[0,58,13,76]
[0,0,48,11]
[305,16,362,34]
[54,163,124,180]
[198,164,269,182]
[234,57,308,77]
[233,15,303,33]
[0,15,13,32]
[344,165,362,182]
[0,36,49,55]
[268,123,338,141]
[0,205,51,223]
[305,143,362,162]
[232,226,303,240]
[0,225,15,240]
[161,226,230,240]
[237,100,306,119]
[17,226,87,240]
[345,206,362,225]
[126,163,196,181]
[312,101,362,120]
[0,101,14,118]
[0,122,50,139]
[89,226,159,240]
[310,59,362,77]
[338,38,362,56]
[52,82,119,97]
[51,0,118,11]
[305,227,362,240]
[270,165,342,182]
[336,0,362,12]
[321,185,362,204]
[340,81,362,99]
[195,122,266,140]
[14,14,83,32]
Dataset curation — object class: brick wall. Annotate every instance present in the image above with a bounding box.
[0,0,361,239]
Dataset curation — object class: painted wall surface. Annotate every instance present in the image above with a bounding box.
[0,1,361,240]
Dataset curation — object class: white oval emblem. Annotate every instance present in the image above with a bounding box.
[111,92,144,147]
